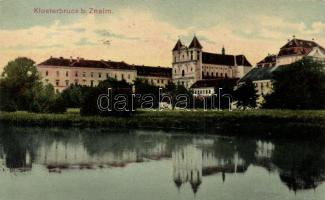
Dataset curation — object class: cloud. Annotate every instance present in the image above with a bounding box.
[0,8,325,72]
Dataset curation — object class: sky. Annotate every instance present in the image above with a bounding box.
[1,0,325,72]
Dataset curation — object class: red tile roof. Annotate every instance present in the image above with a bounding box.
[191,78,239,88]
[278,38,325,57]
[38,57,134,70]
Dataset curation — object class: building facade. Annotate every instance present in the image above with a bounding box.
[172,36,252,89]
[37,57,172,92]
[239,37,325,105]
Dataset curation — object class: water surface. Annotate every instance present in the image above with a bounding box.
[0,126,324,200]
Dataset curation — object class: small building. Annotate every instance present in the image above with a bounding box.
[238,37,325,106]
[256,54,277,68]
[134,65,172,88]
[191,78,239,97]
[276,38,325,66]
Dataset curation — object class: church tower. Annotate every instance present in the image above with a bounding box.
[172,36,203,88]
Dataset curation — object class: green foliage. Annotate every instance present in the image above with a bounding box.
[0,57,66,113]
[234,80,258,109]
[164,82,193,109]
[134,78,160,108]
[80,78,133,116]
[48,96,67,113]
[263,58,325,109]
[0,57,42,111]
[61,85,85,108]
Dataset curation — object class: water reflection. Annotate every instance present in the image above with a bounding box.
[0,126,324,195]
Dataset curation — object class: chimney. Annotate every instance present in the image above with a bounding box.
[70,56,73,62]
[222,46,225,55]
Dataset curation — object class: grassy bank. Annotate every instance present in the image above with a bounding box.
[0,109,324,138]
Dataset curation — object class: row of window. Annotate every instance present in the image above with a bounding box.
[254,82,270,89]
[203,72,228,78]
[53,79,98,87]
[174,51,200,62]
[194,89,212,95]
[45,70,132,80]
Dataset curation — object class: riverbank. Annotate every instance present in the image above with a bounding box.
[0,109,324,138]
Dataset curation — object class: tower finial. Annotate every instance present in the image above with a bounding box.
[222,45,225,55]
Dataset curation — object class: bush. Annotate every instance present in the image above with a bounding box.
[48,96,67,113]
[29,101,41,113]
[263,58,325,109]
[0,102,17,112]
[80,79,134,117]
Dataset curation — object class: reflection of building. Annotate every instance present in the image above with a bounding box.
[254,140,275,171]
[255,140,274,159]
[34,140,168,172]
[172,141,247,194]
[172,145,202,193]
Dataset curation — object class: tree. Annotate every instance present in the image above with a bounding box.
[133,78,160,108]
[0,57,42,111]
[61,85,84,108]
[263,58,325,109]
[164,83,192,109]
[234,80,258,109]
[80,78,133,116]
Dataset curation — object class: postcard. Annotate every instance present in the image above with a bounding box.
[0,0,324,200]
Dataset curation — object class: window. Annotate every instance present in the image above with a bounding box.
[211,72,214,77]
[83,72,86,77]
[191,52,193,60]
[91,72,94,77]
[106,73,109,79]
[174,69,176,73]
[225,73,228,78]
[75,71,78,77]
[46,71,49,76]
[55,80,59,86]
[98,72,102,78]
[220,73,223,77]
[65,80,69,86]
[197,51,200,60]
[122,74,124,80]
[191,68,193,72]
[91,80,94,87]
[182,70,185,77]
[174,57,176,62]
[207,72,209,77]
[128,74,131,79]
[216,72,219,77]
[66,71,69,77]
[74,79,78,85]
[115,74,117,79]
[161,80,164,84]
[157,79,160,84]
[56,71,59,77]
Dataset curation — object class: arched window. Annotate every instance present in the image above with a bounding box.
[211,72,214,77]
[207,72,209,77]
[182,70,185,77]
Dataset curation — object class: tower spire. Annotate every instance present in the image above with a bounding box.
[222,45,225,55]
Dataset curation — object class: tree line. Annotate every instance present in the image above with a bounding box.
[0,57,324,116]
